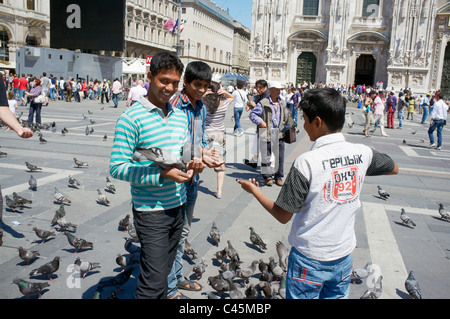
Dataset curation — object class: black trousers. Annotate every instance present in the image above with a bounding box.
[132,205,184,299]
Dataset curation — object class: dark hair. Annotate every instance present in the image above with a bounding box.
[236,80,245,89]
[255,79,268,88]
[300,88,346,132]
[203,81,226,114]
[437,92,444,100]
[184,61,212,84]
[149,52,184,78]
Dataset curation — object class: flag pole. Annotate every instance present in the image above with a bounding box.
[176,0,182,56]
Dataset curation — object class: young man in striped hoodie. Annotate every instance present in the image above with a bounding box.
[109,52,204,299]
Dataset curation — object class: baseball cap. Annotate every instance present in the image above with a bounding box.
[268,81,283,89]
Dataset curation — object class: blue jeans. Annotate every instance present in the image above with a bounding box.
[421,106,429,123]
[234,108,243,134]
[112,93,120,107]
[167,179,199,298]
[286,248,353,299]
[13,88,19,100]
[428,119,445,148]
[288,103,298,124]
[59,89,65,100]
[398,111,403,128]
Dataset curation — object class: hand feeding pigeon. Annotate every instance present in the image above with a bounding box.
[73,157,88,168]
[29,256,60,281]
[96,189,110,205]
[63,231,93,254]
[209,222,221,246]
[18,247,40,265]
[405,271,422,299]
[25,162,42,172]
[54,187,71,204]
[134,147,187,170]
[74,257,101,278]
[438,203,450,222]
[400,208,416,227]
[12,278,49,298]
[249,227,267,250]
[377,185,390,199]
[33,227,55,245]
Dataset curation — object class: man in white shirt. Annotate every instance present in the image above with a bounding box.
[428,92,448,150]
[127,80,148,108]
[111,78,122,108]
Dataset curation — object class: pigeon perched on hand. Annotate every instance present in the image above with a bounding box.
[73,157,88,168]
[12,278,49,298]
[29,256,60,281]
[249,227,267,250]
[33,227,55,245]
[63,232,93,254]
[405,271,422,299]
[400,208,416,227]
[377,185,390,199]
[96,189,110,205]
[209,222,221,246]
[438,204,450,222]
[74,257,101,278]
[54,188,71,204]
[18,247,40,265]
[25,162,42,172]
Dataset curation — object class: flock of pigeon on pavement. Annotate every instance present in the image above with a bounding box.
[2,114,450,299]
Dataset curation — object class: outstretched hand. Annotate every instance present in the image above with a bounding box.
[236,178,260,194]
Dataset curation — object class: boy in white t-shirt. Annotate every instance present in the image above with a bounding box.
[7,91,17,116]
[238,88,398,299]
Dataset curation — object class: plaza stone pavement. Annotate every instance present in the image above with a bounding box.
[0,97,449,300]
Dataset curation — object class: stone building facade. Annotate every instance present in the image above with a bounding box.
[249,0,450,97]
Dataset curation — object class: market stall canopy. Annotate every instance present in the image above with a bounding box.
[122,58,146,75]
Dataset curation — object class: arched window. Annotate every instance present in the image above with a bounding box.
[303,0,319,16]
[26,34,38,46]
[0,26,9,61]
[362,0,380,17]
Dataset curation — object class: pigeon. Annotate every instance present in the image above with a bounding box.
[258,281,273,299]
[236,260,259,282]
[361,275,383,299]
[89,127,94,134]
[96,189,110,205]
[54,187,71,204]
[377,185,389,199]
[249,227,267,250]
[193,258,207,279]
[276,241,289,271]
[209,222,221,246]
[258,259,268,273]
[268,256,284,277]
[207,276,230,297]
[438,204,450,222]
[134,147,186,170]
[55,216,77,232]
[33,227,55,245]
[0,150,7,157]
[88,110,93,115]
[85,126,90,135]
[5,195,22,212]
[119,214,130,231]
[411,130,417,135]
[73,157,88,168]
[25,162,42,172]
[225,240,240,263]
[220,269,236,281]
[124,237,141,256]
[38,133,47,144]
[258,269,273,282]
[400,208,416,227]
[215,248,227,265]
[90,119,96,125]
[74,257,101,278]
[12,192,32,206]
[402,139,407,144]
[103,134,108,141]
[184,239,197,260]
[405,271,422,299]
[99,267,133,290]
[18,247,40,265]
[29,256,60,281]
[68,175,81,188]
[28,175,37,190]
[51,205,66,224]
[245,284,259,299]
[105,176,116,193]
[63,232,93,254]
[115,253,139,270]
[227,278,244,299]
[82,114,88,120]
[12,278,49,298]
[351,262,373,283]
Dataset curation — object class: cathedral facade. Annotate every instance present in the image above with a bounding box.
[249,0,450,97]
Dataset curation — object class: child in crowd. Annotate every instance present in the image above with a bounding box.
[7,91,17,117]
[238,88,399,299]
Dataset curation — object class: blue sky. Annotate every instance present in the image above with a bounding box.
[215,0,253,30]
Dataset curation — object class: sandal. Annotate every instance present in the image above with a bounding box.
[177,278,202,291]
[169,292,190,299]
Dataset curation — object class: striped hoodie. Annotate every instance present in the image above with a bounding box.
[109,96,189,212]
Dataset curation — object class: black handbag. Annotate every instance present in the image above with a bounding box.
[284,127,297,144]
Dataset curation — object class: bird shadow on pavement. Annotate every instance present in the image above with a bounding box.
[373,195,388,201]
[244,241,266,253]
[2,223,25,239]
[393,221,415,229]
[395,288,410,299]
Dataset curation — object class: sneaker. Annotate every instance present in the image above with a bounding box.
[436,147,441,150]
[430,143,437,148]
